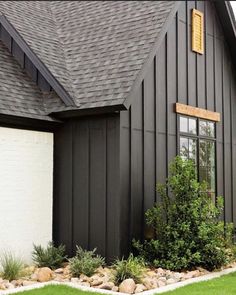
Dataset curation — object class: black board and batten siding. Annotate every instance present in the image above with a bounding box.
[54,1,236,260]
[119,1,236,255]
[53,116,120,260]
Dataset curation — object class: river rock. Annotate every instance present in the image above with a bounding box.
[135,284,147,293]
[54,268,64,274]
[98,282,114,290]
[37,267,52,282]
[119,279,136,294]
[143,277,158,290]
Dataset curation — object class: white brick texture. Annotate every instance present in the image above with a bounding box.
[0,127,53,263]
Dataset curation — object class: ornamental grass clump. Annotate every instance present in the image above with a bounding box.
[32,242,67,269]
[113,254,145,285]
[133,156,235,271]
[69,246,105,277]
[0,252,24,281]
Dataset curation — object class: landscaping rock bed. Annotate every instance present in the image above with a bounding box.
[1,263,236,294]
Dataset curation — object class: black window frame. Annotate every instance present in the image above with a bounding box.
[177,114,217,198]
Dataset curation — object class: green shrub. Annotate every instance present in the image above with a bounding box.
[69,246,105,277]
[113,254,145,285]
[0,252,24,281]
[133,156,234,271]
[32,242,67,269]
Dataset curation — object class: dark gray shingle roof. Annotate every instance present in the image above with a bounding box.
[0,42,63,121]
[0,1,176,112]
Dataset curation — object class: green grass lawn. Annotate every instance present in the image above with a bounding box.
[15,285,101,295]
[10,272,236,295]
[162,271,236,295]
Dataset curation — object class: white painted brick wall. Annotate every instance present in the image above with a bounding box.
[0,127,53,263]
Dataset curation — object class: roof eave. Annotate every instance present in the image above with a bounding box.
[0,113,62,131]
[50,103,127,119]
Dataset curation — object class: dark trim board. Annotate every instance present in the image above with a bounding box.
[0,114,61,132]
[51,104,127,119]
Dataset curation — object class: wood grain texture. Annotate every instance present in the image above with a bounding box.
[175,103,220,121]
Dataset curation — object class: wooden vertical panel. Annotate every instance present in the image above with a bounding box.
[119,110,131,255]
[206,1,214,36]
[196,1,206,109]
[143,63,156,212]
[156,40,167,190]
[188,1,197,107]
[177,2,187,104]
[24,56,37,83]
[167,17,177,163]
[89,119,107,255]
[206,35,214,110]
[53,123,73,255]
[106,117,120,261]
[223,53,232,222]
[72,120,89,252]
[37,72,51,92]
[130,84,144,240]
[231,75,236,226]
[12,40,24,68]
[0,25,12,52]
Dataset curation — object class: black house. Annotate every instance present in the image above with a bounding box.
[0,1,236,262]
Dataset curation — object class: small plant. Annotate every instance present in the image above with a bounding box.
[0,252,24,281]
[113,254,145,285]
[69,246,105,277]
[32,242,67,269]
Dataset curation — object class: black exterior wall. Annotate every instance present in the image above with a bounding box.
[119,1,236,255]
[54,1,236,260]
[53,115,121,260]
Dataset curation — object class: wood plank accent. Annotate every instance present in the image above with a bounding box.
[192,9,204,54]
[175,103,220,121]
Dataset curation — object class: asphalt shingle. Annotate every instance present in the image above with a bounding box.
[0,1,176,111]
[0,41,62,121]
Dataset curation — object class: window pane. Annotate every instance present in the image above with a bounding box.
[199,140,207,166]
[207,141,215,167]
[199,166,207,183]
[207,167,215,192]
[189,138,197,164]
[180,117,188,133]
[180,137,189,160]
[199,120,215,137]
[189,118,197,134]
[199,120,207,136]
[207,122,215,137]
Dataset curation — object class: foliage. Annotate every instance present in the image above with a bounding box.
[32,242,67,269]
[0,252,24,281]
[133,156,235,271]
[112,254,145,284]
[69,247,105,277]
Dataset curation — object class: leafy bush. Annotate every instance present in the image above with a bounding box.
[113,254,145,285]
[0,252,24,281]
[69,246,105,277]
[32,242,67,269]
[134,156,234,271]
